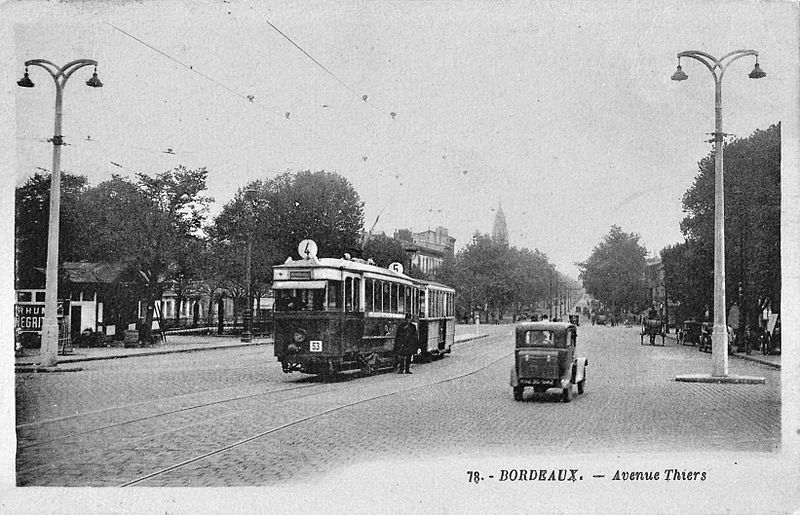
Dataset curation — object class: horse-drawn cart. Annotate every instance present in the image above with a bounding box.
[640,317,665,345]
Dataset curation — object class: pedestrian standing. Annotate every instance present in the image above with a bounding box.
[394,313,418,374]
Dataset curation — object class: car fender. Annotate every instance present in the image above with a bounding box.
[510,366,519,387]
[574,357,588,383]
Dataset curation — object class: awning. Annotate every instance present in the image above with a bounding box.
[271,280,327,290]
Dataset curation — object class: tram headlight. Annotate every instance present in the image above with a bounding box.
[293,330,306,343]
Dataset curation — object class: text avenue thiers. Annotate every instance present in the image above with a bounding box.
[466,468,707,483]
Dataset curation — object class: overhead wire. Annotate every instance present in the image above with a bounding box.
[103,20,325,145]
[101,16,447,236]
[263,17,388,120]
[105,21,255,105]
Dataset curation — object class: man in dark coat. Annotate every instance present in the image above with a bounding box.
[394,313,418,374]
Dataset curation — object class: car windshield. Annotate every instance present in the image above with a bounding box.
[522,330,555,347]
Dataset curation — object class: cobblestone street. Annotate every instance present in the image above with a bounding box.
[14,323,781,490]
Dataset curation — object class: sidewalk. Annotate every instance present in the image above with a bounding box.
[665,333,780,370]
[15,328,489,372]
[15,335,272,372]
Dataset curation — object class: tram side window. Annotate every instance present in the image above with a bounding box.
[418,290,426,318]
[391,283,398,313]
[382,281,390,313]
[328,281,343,310]
[399,285,406,313]
[345,278,353,312]
[354,278,362,311]
[366,279,374,311]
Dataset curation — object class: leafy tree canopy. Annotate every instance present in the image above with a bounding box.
[15,172,90,288]
[666,123,780,325]
[578,225,648,313]
[362,234,408,269]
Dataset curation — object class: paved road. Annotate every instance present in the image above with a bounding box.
[15,323,779,487]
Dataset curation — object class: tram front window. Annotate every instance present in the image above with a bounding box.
[275,288,324,311]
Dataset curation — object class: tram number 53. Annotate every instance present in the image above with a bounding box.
[309,340,323,352]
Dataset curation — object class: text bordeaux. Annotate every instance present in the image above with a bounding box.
[499,469,580,482]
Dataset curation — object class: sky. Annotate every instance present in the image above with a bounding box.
[4,0,798,279]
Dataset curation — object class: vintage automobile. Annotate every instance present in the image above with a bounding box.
[677,320,703,346]
[509,322,587,402]
[595,314,607,325]
[568,314,580,326]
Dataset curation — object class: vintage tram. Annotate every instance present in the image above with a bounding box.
[272,241,455,378]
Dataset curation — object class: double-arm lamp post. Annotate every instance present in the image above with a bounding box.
[671,50,765,377]
[17,59,103,367]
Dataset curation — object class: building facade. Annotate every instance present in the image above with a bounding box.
[394,226,456,275]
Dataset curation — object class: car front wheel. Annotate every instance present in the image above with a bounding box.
[513,386,524,401]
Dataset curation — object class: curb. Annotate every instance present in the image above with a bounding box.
[731,353,781,370]
[454,333,489,345]
[665,335,780,370]
[16,335,489,370]
[14,365,84,373]
[15,341,269,369]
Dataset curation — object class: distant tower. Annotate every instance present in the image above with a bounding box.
[492,199,508,245]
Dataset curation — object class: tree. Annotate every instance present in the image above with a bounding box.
[450,233,516,321]
[267,170,364,260]
[170,235,207,327]
[15,172,90,289]
[76,166,212,343]
[362,234,408,269]
[207,171,364,305]
[675,123,780,327]
[578,225,648,315]
[511,247,554,318]
[661,241,712,322]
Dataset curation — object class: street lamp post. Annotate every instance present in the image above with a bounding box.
[241,188,257,343]
[671,50,765,377]
[17,59,103,367]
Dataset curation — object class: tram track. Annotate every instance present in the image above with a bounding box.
[16,382,325,450]
[17,329,511,486]
[120,343,513,487]
[15,381,337,480]
[19,335,498,455]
